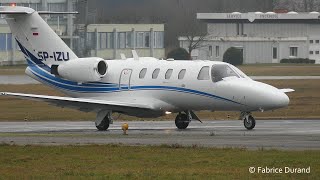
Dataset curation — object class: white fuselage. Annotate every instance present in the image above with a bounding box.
[26,57,289,116]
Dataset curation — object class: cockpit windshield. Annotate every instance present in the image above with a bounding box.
[229,64,249,79]
[211,64,240,82]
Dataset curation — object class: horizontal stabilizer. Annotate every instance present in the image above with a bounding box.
[0,6,34,14]
[280,89,295,93]
[38,11,78,15]
[0,6,78,15]
[0,11,30,14]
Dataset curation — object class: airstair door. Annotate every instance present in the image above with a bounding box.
[119,69,132,90]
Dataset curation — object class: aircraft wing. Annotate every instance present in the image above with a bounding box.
[0,92,156,113]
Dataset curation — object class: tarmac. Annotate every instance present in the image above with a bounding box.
[0,120,319,150]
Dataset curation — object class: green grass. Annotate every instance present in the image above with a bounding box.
[239,63,320,67]
[0,65,26,75]
[1,79,320,121]
[1,64,320,76]
[0,65,27,69]
[238,64,320,76]
[0,144,318,179]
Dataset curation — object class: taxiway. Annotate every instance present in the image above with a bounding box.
[0,120,319,150]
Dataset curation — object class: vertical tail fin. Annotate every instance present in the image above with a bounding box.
[0,6,78,68]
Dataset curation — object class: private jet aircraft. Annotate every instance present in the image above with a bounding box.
[0,6,293,131]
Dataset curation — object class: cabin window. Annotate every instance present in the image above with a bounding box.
[211,64,239,82]
[165,69,173,79]
[197,66,210,80]
[178,69,186,80]
[152,68,160,79]
[139,68,147,79]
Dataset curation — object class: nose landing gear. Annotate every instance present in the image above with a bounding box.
[241,112,256,130]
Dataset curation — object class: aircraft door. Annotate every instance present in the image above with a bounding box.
[119,69,132,90]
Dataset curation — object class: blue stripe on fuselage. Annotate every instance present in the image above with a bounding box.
[28,64,243,105]
[18,39,242,105]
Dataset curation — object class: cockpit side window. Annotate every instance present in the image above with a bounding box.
[197,66,210,80]
[211,64,240,82]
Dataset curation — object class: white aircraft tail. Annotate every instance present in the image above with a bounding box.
[0,6,78,67]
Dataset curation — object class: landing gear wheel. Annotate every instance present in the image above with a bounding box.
[244,115,256,130]
[95,116,110,131]
[175,113,190,129]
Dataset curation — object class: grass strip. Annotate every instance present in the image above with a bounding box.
[0,144,318,179]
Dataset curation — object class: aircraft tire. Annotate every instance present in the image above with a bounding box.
[95,116,110,131]
[175,113,189,129]
[244,115,256,130]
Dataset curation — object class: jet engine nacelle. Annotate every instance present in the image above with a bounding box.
[51,58,108,83]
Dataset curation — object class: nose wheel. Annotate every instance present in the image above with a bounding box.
[241,112,256,130]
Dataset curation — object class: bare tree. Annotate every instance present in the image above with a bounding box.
[304,0,315,11]
[175,1,208,55]
[180,18,208,55]
[274,0,319,12]
[82,0,273,52]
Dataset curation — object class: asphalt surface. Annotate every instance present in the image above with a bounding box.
[0,120,319,150]
[1,75,320,85]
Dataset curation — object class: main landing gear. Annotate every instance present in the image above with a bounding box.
[175,111,202,130]
[241,112,256,130]
[95,110,113,131]
[175,113,190,129]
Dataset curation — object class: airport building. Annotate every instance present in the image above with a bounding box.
[0,1,166,65]
[0,0,76,65]
[179,12,320,64]
[85,24,165,60]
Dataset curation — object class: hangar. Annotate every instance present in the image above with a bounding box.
[179,12,320,64]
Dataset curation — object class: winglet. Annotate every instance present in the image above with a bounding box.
[280,89,295,93]
[132,50,139,60]
[120,53,126,60]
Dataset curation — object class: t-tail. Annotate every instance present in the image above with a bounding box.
[0,6,78,68]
